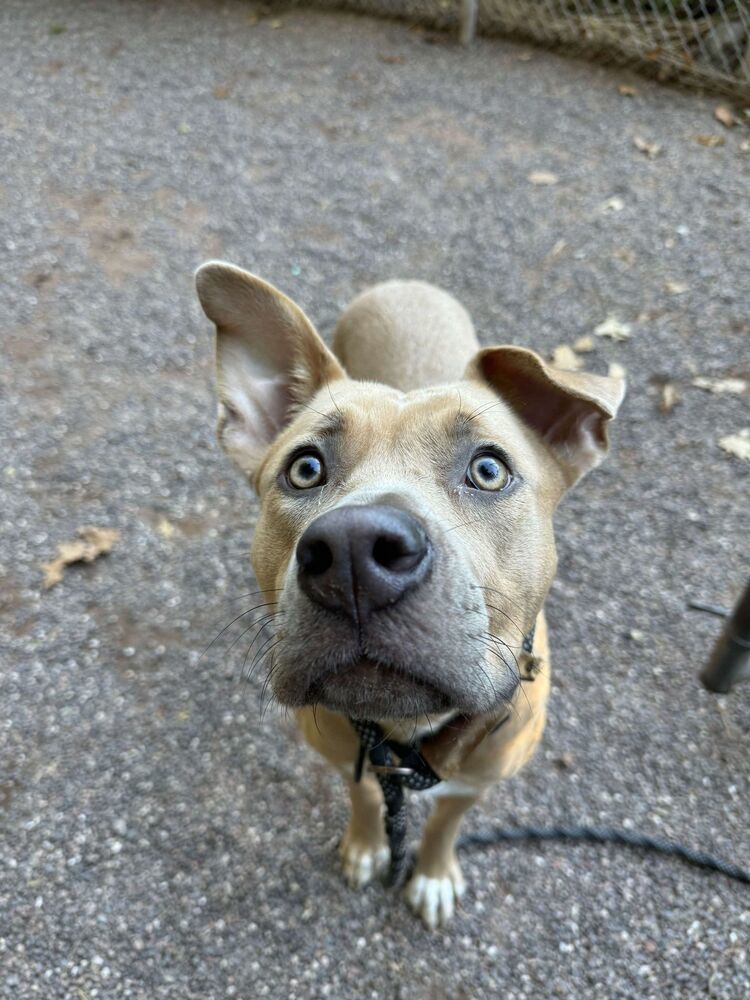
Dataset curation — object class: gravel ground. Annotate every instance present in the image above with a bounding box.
[2,1,749,997]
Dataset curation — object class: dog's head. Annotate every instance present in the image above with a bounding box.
[196,262,624,721]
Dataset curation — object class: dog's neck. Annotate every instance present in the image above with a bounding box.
[375,711,456,746]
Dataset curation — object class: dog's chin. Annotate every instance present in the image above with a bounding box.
[308,658,455,720]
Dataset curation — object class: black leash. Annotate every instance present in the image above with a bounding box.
[457,824,750,885]
[350,719,750,889]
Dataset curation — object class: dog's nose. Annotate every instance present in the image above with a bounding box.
[296,504,432,620]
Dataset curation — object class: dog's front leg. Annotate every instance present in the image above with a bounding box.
[407,793,479,929]
[339,775,390,889]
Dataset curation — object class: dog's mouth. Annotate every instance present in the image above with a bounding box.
[308,657,454,720]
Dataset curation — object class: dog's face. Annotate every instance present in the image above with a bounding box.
[196,263,624,721]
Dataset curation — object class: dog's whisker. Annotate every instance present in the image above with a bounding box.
[460,398,507,426]
[474,584,532,617]
[440,516,486,536]
[218,589,284,606]
[201,601,281,659]
[243,628,283,683]
[225,610,280,660]
[482,603,527,638]
[481,638,532,716]
[325,378,343,420]
[237,621,282,681]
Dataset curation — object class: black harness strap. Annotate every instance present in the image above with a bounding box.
[350,718,442,887]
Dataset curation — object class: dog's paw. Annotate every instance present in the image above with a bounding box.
[405,864,466,929]
[339,837,390,889]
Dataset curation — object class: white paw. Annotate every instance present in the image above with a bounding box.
[405,868,466,929]
[339,840,390,889]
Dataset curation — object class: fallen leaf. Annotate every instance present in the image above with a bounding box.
[601,196,625,213]
[659,382,679,414]
[42,527,120,589]
[594,315,631,341]
[718,429,750,462]
[553,752,574,769]
[608,362,627,379]
[614,247,636,266]
[573,334,595,353]
[665,279,688,294]
[157,517,176,539]
[378,53,405,64]
[528,170,559,186]
[212,83,231,100]
[551,345,583,371]
[618,84,638,96]
[518,52,533,62]
[714,105,736,128]
[695,134,724,147]
[692,376,748,395]
[633,135,661,158]
[269,18,283,28]
[548,239,567,259]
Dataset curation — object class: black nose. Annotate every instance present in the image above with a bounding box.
[296,504,432,621]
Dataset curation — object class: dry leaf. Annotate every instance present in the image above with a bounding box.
[378,53,405,64]
[695,134,724,148]
[633,135,661,159]
[212,83,231,100]
[714,105,736,128]
[614,247,636,266]
[618,84,638,96]
[659,382,679,414]
[608,362,627,379]
[573,334,595,353]
[602,196,625,213]
[528,170,559,186]
[718,429,750,462]
[551,345,583,371]
[518,52,533,62]
[42,527,120,589]
[692,376,748,395]
[269,18,283,28]
[157,517,176,539]
[594,315,631,341]
[549,239,567,259]
[665,279,688,294]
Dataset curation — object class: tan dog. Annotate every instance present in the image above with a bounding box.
[195,262,624,928]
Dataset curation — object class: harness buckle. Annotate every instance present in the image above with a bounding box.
[368,764,415,777]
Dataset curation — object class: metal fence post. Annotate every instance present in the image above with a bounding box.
[460,0,477,45]
[700,577,750,693]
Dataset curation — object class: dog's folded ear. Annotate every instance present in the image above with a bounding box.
[195,261,345,477]
[466,346,625,486]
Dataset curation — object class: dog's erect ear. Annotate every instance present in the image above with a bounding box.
[195,262,345,476]
[466,346,625,486]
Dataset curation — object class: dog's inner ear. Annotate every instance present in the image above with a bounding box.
[196,262,345,476]
[467,346,625,486]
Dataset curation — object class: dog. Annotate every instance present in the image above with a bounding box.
[195,262,624,928]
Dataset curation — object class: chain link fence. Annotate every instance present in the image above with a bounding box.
[310,0,750,99]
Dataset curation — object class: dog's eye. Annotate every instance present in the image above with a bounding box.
[466,453,511,492]
[287,451,326,489]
